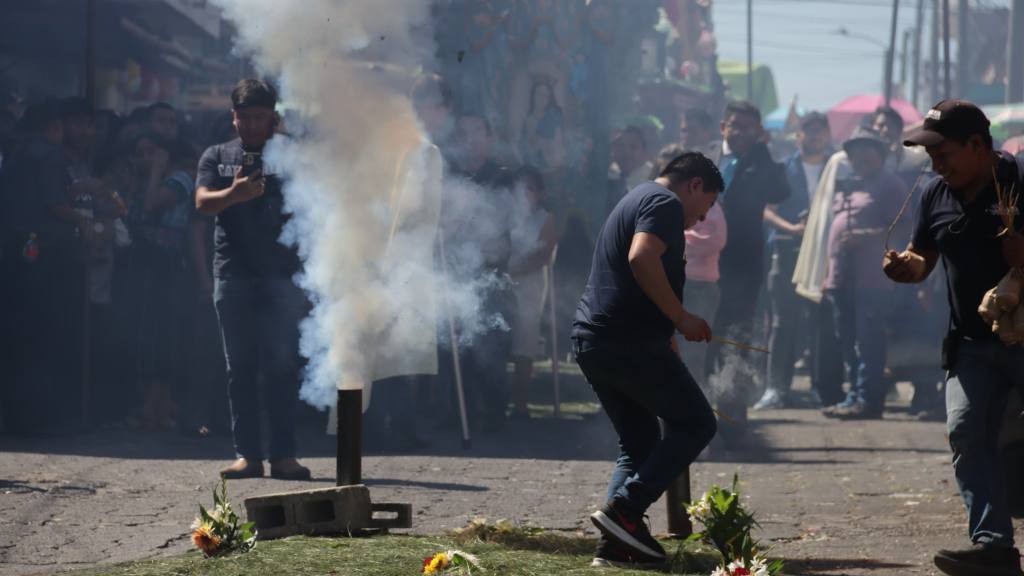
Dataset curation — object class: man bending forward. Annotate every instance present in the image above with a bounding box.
[573,152,723,568]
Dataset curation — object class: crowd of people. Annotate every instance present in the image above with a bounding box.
[0,96,232,437]
[0,81,1015,445]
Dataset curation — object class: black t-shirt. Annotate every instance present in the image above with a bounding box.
[573,181,685,346]
[911,152,1024,340]
[195,138,301,279]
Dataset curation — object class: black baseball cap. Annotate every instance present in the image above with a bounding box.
[843,126,888,155]
[800,111,829,131]
[903,99,990,147]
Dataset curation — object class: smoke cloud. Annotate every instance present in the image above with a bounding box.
[212,0,510,409]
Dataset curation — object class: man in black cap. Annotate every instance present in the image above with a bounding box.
[885,99,1024,576]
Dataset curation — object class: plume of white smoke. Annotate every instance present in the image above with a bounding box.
[212,0,510,409]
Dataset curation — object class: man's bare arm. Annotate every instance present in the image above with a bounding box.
[628,232,711,342]
[883,244,939,284]
[195,169,264,215]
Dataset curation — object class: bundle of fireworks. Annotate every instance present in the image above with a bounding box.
[978,169,1023,345]
[979,269,1024,345]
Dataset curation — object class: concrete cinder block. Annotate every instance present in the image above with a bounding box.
[370,502,413,530]
[244,484,372,540]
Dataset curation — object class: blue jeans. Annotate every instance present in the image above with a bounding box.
[214,276,308,461]
[574,338,717,516]
[946,338,1024,548]
[825,286,888,411]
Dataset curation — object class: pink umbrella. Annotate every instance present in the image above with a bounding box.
[1002,135,1024,155]
[827,95,923,144]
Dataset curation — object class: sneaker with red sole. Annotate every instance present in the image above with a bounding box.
[590,534,668,571]
[590,498,666,561]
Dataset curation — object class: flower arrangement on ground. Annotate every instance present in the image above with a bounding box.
[190,479,257,558]
[686,474,783,576]
[422,549,483,575]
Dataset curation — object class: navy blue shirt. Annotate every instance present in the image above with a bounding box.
[573,182,686,346]
[0,136,73,243]
[911,152,1024,340]
[195,138,300,279]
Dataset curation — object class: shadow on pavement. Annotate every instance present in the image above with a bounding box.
[782,557,916,575]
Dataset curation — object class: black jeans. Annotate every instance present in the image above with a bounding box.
[214,276,308,460]
[575,338,717,516]
[437,287,514,424]
[766,244,806,396]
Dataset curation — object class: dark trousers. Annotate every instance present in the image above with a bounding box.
[810,296,846,406]
[365,375,421,444]
[2,240,85,434]
[575,338,717,516]
[945,338,1024,548]
[214,276,307,460]
[180,295,229,433]
[766,244,805,395]
[708,271,763,406]
[825,286,889,411]
[437,288,514,425]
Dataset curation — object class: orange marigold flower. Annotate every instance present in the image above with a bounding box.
[192,523,221,556]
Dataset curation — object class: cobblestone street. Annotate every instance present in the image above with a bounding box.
[1,379,1021,575]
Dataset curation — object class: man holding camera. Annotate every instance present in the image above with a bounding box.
[195,79,310,480]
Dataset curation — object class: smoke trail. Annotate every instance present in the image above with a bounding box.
[212,0,506,409]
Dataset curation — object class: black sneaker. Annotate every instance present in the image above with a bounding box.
[590,534,667,571]
[590,499,666,561]
[934,545,1023,576]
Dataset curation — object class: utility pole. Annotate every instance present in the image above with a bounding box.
[958,0,969,98]
[913,0,925,107]
[900,29,912,100]
[943,0,952,97]
[884,0,900,106]
[931,0,941,103]
[86,0,97,107]
[746,0,753,102]
[1008,0,1024,102]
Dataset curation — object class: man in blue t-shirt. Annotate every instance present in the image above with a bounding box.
[573,152,724,568]
[885,100,1024,576]
[195,79,310,481]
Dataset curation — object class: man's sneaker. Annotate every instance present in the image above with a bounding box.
[832,401,883,421]
[590,499,666,561]
[590,535,668,571]
[822,398,859,418]
[753,389,786,411]
[934,545,1023,576]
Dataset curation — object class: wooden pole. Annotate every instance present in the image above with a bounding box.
[900,29,912,100]
[884,0,900,106]
[931,0,941,103]
[548,249,561,419]
[1008,0,1024,102]
[912,0,924,107]
[943,0,952,98]
[746,0,753,102]
[958,0,969,99]
[86,0,97,107]
[665,469,693,538]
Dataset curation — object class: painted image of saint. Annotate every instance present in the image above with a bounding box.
[521,81,565,171]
